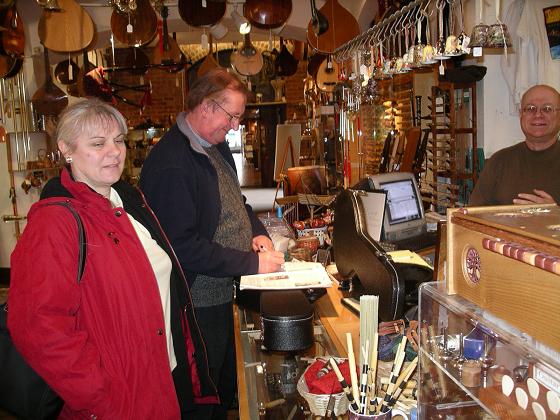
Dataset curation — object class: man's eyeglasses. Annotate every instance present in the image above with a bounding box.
[521,105,559,115]
[211,99,242,123]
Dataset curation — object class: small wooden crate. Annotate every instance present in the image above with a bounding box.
[446,204,560,351]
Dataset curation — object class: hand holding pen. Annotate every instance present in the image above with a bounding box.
[257,245,285,274]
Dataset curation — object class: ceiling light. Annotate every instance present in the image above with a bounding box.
[231,6,251,35]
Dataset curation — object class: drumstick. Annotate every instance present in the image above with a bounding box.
[378,336,408,413]
[387,357,419,408]
[329,357,360,413]
[359,342,370,414]
[346,332,360,407]
[367,332,379,414]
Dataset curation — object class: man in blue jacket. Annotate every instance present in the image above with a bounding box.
[140,68,284,419]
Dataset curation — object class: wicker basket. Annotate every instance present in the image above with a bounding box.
[297,359,349,416]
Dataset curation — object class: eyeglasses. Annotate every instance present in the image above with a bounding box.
[521,105,559,115]
[211,99,242,123]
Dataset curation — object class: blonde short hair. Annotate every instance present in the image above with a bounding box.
[56,98,128,153]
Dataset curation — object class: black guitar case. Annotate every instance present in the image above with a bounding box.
[332,189,433,321]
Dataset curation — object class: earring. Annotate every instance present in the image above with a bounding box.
[65,156,72,164]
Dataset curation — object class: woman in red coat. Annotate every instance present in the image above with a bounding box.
[8,99,218,419]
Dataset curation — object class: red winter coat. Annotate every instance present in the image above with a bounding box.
[8,169,218,419]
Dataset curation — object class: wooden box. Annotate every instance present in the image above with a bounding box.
[446,204,560,351]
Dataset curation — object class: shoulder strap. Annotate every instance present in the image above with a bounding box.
[45,201,86,283]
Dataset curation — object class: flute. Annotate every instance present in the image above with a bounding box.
[329,357,360,413]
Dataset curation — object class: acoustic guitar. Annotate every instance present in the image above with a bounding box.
[231,33,263,77]
[38,0,94,53]
[32,47,68,117]
[110,0,157,47]
[0,54,21,79]
[0,5,24,58]
[316,56,339,93]
[244,0,292,29]
[306,0,360,54]
[151,5,185,69]
[178,0,226,28]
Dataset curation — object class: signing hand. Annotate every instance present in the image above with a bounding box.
[252,235,274,252]
[257,249,285,274]
[513,189,557,205]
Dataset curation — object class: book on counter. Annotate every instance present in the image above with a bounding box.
[239,261,332,290]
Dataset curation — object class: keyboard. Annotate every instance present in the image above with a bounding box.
[392,231,438,252]
[379,241,398,252]
[340,297,360,314]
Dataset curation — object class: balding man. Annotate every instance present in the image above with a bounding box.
[469,84,560,206]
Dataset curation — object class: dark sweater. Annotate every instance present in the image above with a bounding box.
[469,141,560,206]
[139,114,268,292]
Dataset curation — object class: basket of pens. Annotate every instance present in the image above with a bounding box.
[297,357,351,416]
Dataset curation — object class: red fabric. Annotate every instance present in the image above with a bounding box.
[8,170,206,419]
[304,359,356,395]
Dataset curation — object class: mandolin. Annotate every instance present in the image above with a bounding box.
[316,56,339,93]
[0,54,21,79]
[151,5,185,69]
[306,0,359,54]
[244,0,292,29]
[32,47,68,117]
[275,38,298,77]
[54,58,80,86]
[110,0,157,47]
[38,0,94,53]
[178,0,226,28]
[0,5,24,58]
[231,33,263,77]
[197,35,220,78]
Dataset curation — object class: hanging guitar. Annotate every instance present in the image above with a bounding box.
[151,5,186,71]
[231,33,263,77]
[38,0,94,53]
[306,0,360,54]
[244,0,292,29]
[110,0,158,47]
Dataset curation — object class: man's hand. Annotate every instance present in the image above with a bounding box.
[257,249,285,274]
[513,189,557,205]
[252,235,273,252]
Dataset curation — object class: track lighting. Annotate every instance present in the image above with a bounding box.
[231,5,251,35]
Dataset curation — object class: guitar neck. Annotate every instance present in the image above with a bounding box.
[43,46,53,87]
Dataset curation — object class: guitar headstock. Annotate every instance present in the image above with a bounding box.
[155,1,167,18]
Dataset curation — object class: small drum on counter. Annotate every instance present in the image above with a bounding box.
[260,290,314,352]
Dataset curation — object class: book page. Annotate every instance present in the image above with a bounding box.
[359,192,386,242]
[240,262,332,290]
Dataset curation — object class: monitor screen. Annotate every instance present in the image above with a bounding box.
[368,172,425,242]
[380,179,423,225]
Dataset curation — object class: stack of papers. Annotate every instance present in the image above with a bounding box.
[239,262,332,290]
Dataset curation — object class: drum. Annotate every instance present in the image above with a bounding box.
[285,165,327,196]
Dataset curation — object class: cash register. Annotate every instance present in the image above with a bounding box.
[332,174,434,321]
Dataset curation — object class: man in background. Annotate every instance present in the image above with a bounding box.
[469,84,560,206]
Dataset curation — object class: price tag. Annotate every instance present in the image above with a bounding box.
[127,23,133,33]
[473,46,482,57]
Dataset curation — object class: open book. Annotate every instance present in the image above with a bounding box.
[239,262,332,290]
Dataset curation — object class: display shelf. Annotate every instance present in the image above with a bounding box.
[418,281,560,419]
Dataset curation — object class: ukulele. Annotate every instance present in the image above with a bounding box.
[32,46,68,117]
[231,33,263,77]
[151,5,185,68]
[38,0,94,53]
[110,0,157,47]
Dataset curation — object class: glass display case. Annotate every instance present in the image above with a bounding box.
[418,282,560,419]
[235,304,340,419]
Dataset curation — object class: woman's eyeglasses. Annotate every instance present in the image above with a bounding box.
[521,105,559,115]
[211,99,242,123]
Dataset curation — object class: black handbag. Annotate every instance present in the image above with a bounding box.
[0,201,86,419]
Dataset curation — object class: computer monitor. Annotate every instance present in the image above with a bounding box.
[368,172,426,243]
